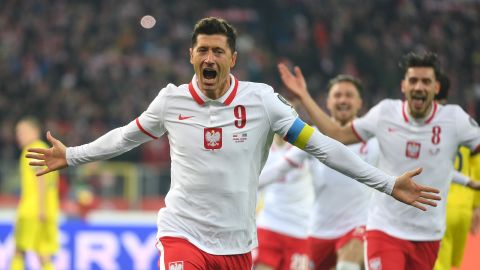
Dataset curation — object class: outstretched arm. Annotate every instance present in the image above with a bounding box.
[300,126,440,211]
[27,120,154,176]
[278,63,359,144]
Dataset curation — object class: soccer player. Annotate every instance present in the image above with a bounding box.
[26,18,440,270]
[11,117,60,270]
[433,73,480,270]
[278,51,480,270]
[273,74,378,270]
[254,134,314,270]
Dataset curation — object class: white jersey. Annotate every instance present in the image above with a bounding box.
[309,138,378,238]
[67,74,397,255]
[352,99,480,240]
[256,142,314,238]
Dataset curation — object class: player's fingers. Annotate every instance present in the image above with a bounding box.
[294,66,305,80]
[47,131,58,145]
[25,153,45,160]
[416,197,437,207]
[408,167,423,177]
[29,161,46,166]
[27,147,48,155]
[419,191,441,201]
[36,169,50,177]
[410,202,427,211]
[418,184,440,194]
[278,64,293,78]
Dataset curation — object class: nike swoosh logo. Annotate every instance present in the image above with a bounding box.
[178,114,194,120]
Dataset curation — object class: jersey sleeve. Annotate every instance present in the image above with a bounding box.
[455,106,480,151]
[303,128,395,194]
[261,87,299,138]
[67,87,169,166]
[451,170,470,186]
[351,101,384,142]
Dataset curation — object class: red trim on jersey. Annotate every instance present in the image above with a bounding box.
[136,118,158,139]
[223,76,238,105]
[424,101,438,124]
[402,101,438,124]
[351,123,366,143]
[284,157,302,168]
[188,82,205,105]
[402,101,409,123]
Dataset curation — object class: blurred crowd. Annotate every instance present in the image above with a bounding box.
[1,0,479,166]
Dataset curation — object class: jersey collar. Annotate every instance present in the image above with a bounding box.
[402,100,438,124]
[188,74,238,106]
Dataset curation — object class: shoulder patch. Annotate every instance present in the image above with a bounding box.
[277,94,292,107]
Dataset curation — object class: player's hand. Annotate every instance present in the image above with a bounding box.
[391,168,441,211]
[470,207,480,235]
[277,63,309,100]
[466,180,480,190]
[26,131,68,176]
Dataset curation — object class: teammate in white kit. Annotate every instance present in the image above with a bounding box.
[275,74,378,270]
[26,18,440,270]
[254,134,314,270]
[279,52,480,270]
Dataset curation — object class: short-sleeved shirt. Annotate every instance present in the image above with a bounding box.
[352,99,480,240]
[136,75,299,255]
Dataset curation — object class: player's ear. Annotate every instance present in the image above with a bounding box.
[230,51,237,68]
[434,80,440,95]
[401,79,407,94]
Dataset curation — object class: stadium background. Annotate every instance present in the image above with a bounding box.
[0,0,479,269]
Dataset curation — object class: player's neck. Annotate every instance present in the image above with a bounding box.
[201,76,231,100]
[407,101,435,120]
[332,117,355,127]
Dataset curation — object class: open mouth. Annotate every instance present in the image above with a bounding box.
[336,104,351,112]
[203,68,217,80]
[411,96,426,109]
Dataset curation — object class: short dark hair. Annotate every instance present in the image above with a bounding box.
[191,17,237,52]
[398,51,441,79]
[435,71,450,101]
[326,74,363,98]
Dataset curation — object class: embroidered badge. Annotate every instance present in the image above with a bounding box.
[406,141,421,159]
[204,128,222,150]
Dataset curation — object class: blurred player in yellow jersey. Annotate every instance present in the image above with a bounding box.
[434,73,480,270]
[11,117,60,270]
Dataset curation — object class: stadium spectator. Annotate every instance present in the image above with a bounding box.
[26,17,439,270]
[1,1,479,174]
[11,117,60,270]
[279,51,480,270]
